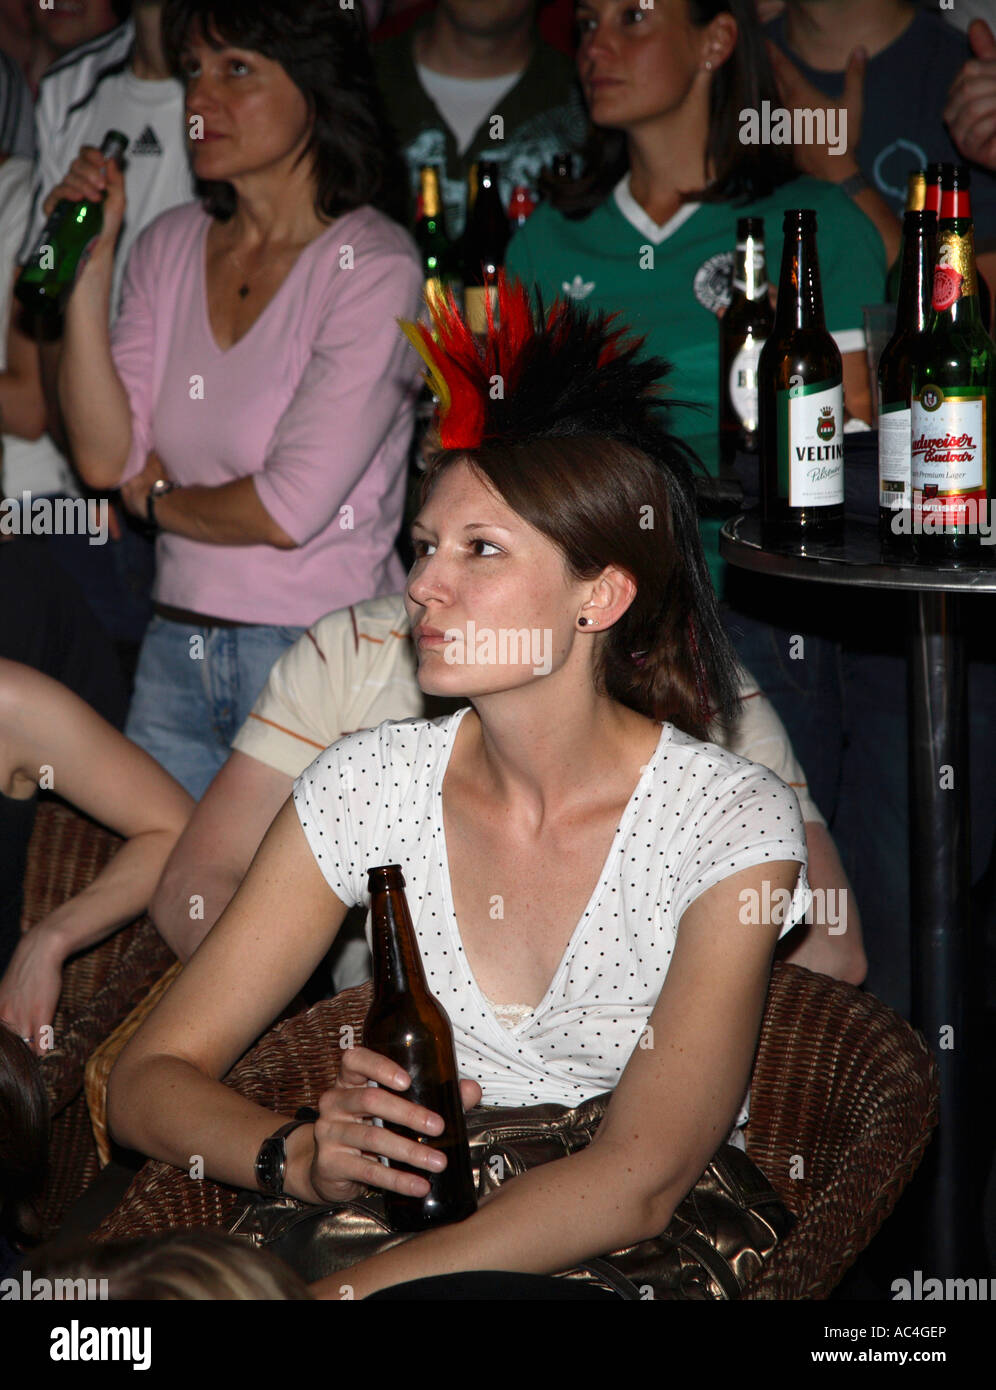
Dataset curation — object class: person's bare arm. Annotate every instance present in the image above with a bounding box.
[107,796,351,1184]
[777,820,866,984]
[312,859,797,1300]
[51,148,132,488]
[150,750,294,962]
[766,40,901,265]
[0,269,46,441]
[0,661,193,1049]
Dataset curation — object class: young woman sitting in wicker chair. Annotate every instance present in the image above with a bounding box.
[107,280,811,1300]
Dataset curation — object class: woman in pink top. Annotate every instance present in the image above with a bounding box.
[51,0,424,798]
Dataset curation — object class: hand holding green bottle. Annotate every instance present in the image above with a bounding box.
[17,131,128,315]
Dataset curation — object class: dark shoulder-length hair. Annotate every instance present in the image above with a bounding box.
[551,0,794,218]
[161,0,406,223]
[412,287,743,740]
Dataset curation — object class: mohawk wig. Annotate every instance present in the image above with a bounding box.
[401,275,742,738]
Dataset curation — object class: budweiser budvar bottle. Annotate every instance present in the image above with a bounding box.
[909,165,995,562]
[759,209,844,538]
[363,865,477,1232]
[878,207,936,551]
[720,216,774,464]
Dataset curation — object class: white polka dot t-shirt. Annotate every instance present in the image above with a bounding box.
[293,706,810,1143]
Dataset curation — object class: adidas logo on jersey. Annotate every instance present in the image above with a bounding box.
[131,125,162,156]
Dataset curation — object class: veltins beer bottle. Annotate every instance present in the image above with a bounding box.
[720,216,774,464]
[16,129,129,316]
[759,209,844,537]
[462,160,509,334]
[909,165,995,562]
[363,865,476,1232]
[415,165,455,311]
[877,207,936,551]
[885,170,926,304]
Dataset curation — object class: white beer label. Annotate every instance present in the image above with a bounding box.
[728,338,765,431]
[788,381,844,507]
[878,402,911,509]
[911,395,984,495]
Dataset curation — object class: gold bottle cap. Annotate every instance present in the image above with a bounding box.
[907,170,927,213]
[419,166,441,220]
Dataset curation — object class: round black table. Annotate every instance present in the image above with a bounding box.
[720,511,995,1277]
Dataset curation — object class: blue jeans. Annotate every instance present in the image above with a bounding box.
[125,617,305,799]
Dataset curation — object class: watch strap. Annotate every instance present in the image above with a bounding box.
[254,1106,319,1197]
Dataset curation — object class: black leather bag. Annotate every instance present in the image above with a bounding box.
[229,1091,794,1299]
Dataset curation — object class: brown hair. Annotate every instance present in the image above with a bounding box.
[0,1024,49,1250]
[420,436,735,741]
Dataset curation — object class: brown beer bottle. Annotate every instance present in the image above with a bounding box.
[878,208,936,551]
[363,865,477,1232]
[758,209,844,537]
[720,216,774,463]
[885,170,926,304]
[909,165,995,562]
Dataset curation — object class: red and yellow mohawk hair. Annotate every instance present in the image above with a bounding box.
[399,272,638,452]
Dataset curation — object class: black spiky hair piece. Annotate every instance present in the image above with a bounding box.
[400,275,741,729]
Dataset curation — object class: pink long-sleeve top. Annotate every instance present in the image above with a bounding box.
[112,200,424,625]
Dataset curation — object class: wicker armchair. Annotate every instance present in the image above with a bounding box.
[21,802,177,1236]
[94,963,939,1297]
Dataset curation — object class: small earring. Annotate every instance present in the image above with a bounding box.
[704,59,713,70]
[579,617,598,627]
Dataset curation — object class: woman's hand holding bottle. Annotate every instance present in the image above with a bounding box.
[306,1045,481,1204]
[43,143,126,282]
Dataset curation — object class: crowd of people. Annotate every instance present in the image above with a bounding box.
[1,0,994,1298]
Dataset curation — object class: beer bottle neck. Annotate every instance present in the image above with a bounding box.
[932,220,982,330]
[775,230,826,332]
[370,885,429,998]
[732,236,768,301]
[895,214,935,335]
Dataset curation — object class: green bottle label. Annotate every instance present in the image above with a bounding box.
[777,377,844,507]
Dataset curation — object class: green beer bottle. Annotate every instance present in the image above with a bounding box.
[415,165,456,311]
[758,209,844,538]
[909,165,995,562]
[16,129,129,317]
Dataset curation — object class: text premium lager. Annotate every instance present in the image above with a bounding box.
[909,165,995,561]
[363,865,476,1232]
[720,216,774,463]
[16,129,128,316]
[759,209,844,536]
[878,207,936,549]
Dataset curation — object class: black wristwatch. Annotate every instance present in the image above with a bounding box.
[146,477,178,528]
[254,1107,319,1197]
